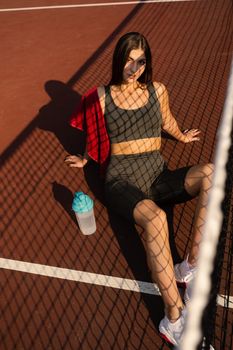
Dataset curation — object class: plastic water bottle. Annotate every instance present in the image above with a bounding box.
[72,192,96,235]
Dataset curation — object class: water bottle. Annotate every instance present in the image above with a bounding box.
[72,192,96,235]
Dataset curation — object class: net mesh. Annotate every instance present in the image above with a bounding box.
[180,60,233,350]
[1,0,233,349]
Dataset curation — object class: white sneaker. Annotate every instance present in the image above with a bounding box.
[159,308,187,346]
[174,256,196,286]
[159,308,215,349]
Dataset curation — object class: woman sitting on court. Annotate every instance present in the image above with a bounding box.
[65,32,213,347]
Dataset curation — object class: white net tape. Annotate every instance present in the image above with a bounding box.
[179,58,233,350]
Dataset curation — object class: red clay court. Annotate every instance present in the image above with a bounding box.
[0,1,233,349]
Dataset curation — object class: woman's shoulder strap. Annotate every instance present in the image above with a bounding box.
[103,85,111,95]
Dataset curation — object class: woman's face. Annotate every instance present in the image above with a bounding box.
[123,48,146,84]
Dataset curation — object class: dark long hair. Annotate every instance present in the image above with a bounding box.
[109,32,152,86]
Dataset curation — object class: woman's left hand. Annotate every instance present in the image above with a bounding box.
[182,129,201,143]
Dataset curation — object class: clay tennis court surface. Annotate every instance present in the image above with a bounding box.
[1,1,233,349]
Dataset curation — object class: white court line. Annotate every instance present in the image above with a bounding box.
[0,0,197,13]
[0,258,232,308]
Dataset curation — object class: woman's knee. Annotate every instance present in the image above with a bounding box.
[185,163,214,196]
[204,163,214,177]
[133,199,166,228]
[201,163,214,188]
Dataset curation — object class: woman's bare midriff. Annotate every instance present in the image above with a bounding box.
[111,137,161,155]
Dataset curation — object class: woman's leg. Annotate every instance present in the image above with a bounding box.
[133,199,184,321]
[184,163,214,265]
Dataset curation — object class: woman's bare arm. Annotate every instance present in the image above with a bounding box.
[154,82,200,143]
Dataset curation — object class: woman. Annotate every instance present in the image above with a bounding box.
[65,32,213,346]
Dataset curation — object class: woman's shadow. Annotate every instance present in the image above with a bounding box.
[37,80,85,156]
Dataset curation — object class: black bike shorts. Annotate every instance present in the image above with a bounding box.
[104,165,194,222]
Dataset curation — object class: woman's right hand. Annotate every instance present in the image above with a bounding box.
[64,154,88,168]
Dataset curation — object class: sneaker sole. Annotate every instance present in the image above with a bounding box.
[159,331,176,347]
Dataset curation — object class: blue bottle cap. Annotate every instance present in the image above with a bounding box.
[72,192,93,213]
